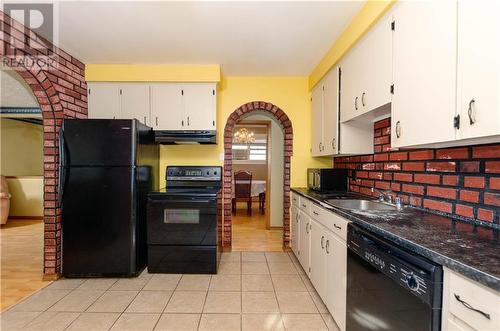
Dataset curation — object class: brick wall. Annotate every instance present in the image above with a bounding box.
[334,118,500,225]
[1,10,87,276]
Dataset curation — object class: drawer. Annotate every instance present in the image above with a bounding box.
[310,204,349,241]
[299,197,311,214]
[445,268,499,331]
[291,192,300,207]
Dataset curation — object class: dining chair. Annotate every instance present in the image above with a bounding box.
[233,171,253,215]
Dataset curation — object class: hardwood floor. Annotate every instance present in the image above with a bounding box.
[232,204,284,252]
[0,219,50,311]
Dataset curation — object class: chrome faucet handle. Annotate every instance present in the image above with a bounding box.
[395,197,403,210]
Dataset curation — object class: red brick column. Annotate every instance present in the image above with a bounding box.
[223,101,293,248]
[1,11,87,277]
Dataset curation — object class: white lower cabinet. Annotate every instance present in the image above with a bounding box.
[291,205,300,257]
[298,210,311,275]
[442,267,499,331]
[292,195,347,331]
[310,219,327,296]
[325,231,347,331]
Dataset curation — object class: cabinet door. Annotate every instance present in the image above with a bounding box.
[291,206,300,257]
[183,83,216,131]
[298,210,311,275]
[310,220,326,298]
[340,44,365,122]
[325,233,347,331]
[87,83,120,119]
[457,1,500,140]
[323,67,339,155]
[359,15,392,113]
[150,84,184,130]
[311,84,323,156]
[391,1,457,147]
[120,83,150,125]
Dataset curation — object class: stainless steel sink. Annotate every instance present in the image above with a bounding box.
[325,199,399,211]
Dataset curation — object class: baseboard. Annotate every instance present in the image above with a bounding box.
[42,273,61,281]
[8,216,43,220]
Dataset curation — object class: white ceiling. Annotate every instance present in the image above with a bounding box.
[55,1,362,76]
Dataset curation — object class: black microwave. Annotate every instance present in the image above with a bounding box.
[307,168,348,192]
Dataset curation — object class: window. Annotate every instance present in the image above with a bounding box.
[232,124,267,163]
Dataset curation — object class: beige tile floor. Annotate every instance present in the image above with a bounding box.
[0,252,340,331]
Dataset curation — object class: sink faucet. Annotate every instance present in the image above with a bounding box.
[371,188,404,210]
[371,187,393,203]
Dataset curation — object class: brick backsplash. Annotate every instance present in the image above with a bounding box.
[333,118,500,225]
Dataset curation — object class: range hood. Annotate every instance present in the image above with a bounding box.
[154,130,217,144]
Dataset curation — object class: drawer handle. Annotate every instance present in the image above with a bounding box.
[454,294,491,320]
[313,211,319,216]
[306,223,310,234]
[334,224,341,230]
[321,236,325,249]
[325,240,330,254]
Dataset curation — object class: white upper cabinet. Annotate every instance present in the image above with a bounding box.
[391,1,458,148]
[311,84,324,156]
[88,83,121,119]
[150,83,184,130]
[456,1,500,140]
[311,67,339,157]
[183,83,217,131]
[120,83,150,125]
[87,82,217,132]
[323,69,339,155]
[340,14,392,122]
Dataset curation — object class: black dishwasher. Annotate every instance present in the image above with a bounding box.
[346,224,443,331]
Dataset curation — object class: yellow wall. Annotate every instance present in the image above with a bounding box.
[6,177,43,217]
[85,64,221,82]
[309,0,395,89]
[160,76,331,187]
[0,118,43,176]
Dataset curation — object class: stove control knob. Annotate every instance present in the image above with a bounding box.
[406,274,418,290]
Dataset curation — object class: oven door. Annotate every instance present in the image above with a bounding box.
[147,194,217,246]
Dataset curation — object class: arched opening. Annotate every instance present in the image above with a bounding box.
[223,101,293,249]
[1,11,88,279]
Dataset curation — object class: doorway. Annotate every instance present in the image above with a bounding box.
[230,113,286,251]
[0,68,50,310]
[222,102,293,249]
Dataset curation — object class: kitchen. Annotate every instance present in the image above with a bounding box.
[0,1,499,331]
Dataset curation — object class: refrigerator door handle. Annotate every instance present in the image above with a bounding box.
[58,128,67,206]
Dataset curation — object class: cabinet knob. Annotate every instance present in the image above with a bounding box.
[467,99,476,125]
[395,121,401,138]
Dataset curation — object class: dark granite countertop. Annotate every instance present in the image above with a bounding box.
[292,187,500,292]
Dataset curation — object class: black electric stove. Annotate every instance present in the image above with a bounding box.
[146,166,222,274]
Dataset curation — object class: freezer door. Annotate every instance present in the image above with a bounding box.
[62,166,137,277]
[62,119,136,166]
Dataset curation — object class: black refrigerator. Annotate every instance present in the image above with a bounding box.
[60,119,159,277]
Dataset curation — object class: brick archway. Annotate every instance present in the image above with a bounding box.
[1,11,87,277]
[223,101,293,248]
